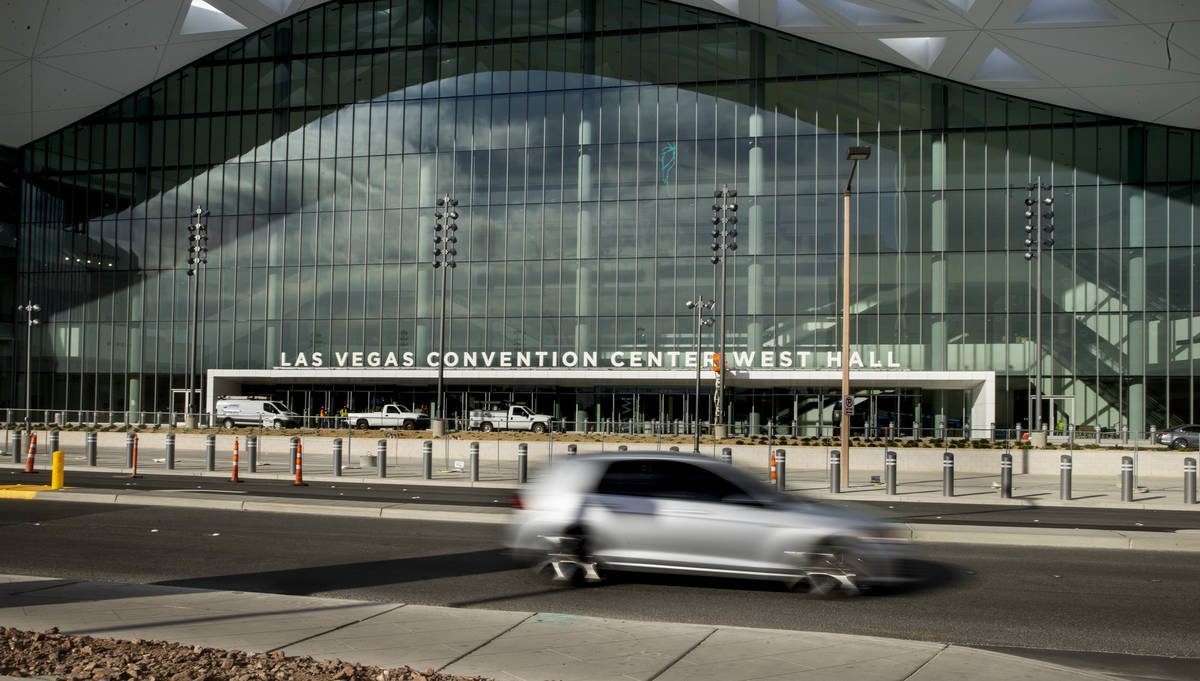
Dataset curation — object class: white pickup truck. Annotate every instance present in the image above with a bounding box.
[345,404,427,430]
[468,405,554,433]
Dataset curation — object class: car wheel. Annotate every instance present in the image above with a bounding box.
[222,418,235,429]
[536,525,601,586]
[806,540,870,596]
[531,422,546,434]
[481,422,494,432]
[356,419,370,430]
[403,421,415,430]
[273,419,284,429]
[1170,438,1186,450]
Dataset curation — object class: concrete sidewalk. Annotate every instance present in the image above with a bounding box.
[0,574,1121,681]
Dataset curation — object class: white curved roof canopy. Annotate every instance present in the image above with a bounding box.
[1,0,1197,148]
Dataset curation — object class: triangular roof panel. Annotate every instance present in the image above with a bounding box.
[776,0,830,27]
[973,48,1038,81]
[181,0,247,35]
[880,36,946,69]
[822,0,918,25]
[1017,0,1115,24]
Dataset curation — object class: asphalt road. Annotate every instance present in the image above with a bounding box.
[8,467,1200,532]
[1,499,1198,680]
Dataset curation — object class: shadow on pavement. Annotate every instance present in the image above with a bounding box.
[154,548,514,595]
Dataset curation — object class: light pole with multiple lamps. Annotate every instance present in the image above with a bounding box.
[840,146,870,489]
[184,207,209,429]
[685,297,716,453]
[1022,179,1054,441]
[710,185,738,439]
[432,195,459,436]
[17,301,40,433]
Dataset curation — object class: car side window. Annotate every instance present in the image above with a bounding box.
[1184,426,1200,433]
[263,403,277,414]
[596,460,748,502]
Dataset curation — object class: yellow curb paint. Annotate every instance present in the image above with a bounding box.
[0,484,74,499]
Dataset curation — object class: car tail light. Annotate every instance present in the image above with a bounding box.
[508,493,524,509]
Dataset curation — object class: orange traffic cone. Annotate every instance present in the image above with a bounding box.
[294,439,307,486]
[23,433,37,473]
[229,437,242,483]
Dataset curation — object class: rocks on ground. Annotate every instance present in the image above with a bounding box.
[1,626,497,681]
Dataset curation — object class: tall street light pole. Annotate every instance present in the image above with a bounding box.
[710,186,738,439]
[841,146,870,489]
[686,297,715,454]
[432,195,459,437]
[1022,179,1054,438]
[185,207,209,429]
[17,301,40,434]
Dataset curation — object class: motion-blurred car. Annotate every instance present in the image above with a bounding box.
[506,453,913,594]
[1159,425,1200,450]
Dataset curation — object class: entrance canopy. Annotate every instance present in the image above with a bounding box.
[208,368,996,431]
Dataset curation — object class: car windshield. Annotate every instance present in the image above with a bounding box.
[269,402,289,413]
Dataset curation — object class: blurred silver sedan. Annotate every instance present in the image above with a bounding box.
[506,453,912,594]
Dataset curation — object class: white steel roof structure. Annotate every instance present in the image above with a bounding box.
[1,0,1197,148]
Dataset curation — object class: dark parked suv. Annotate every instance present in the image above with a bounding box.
[1159,425,1200,450]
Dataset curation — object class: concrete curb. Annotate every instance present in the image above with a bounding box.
[30,487,1200,551]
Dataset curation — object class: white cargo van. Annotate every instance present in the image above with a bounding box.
[214,396,301,429]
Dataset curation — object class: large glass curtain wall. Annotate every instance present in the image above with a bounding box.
[13,0,1200,430]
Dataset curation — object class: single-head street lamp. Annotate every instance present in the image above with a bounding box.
[17,301,41,434]
[841,145,870,489]
[686,297,716,454]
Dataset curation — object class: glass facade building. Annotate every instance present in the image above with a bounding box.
[8,0,1200,434]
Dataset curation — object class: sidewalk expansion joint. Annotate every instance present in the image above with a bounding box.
[901,642,949,680]
[646,627,718,681]
[266,603,405,654]
[437,612,537,672]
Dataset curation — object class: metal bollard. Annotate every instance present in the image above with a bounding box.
[125,432,135,467]
[422,440,432,480]
[1060,454,1072,500]
[166,432,176,470]
[517,443,528,483]
[289,437,299,475]
[829,450,841,494]
[885,449,897,495]
[775,449,786,492]
[205,434,215,471]
[49,429,59,454]
[1121,455,1133,502]
[470,441,480,482]
[1184,458,1196,505]
[51,451,65,489]
[617,444,627,452]
[1000,452,1012,498]
[86,431,97,466]
[669,446,679,452]
[943,451,954,497]
[720,447,732,465]
[567,444,577,456]
[10,430,21,464]
[333,438,343,476]
[377,439,387,478]
[247,435,258,473]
